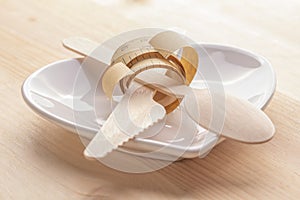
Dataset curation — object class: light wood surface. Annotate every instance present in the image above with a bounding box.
[0,0,299,199]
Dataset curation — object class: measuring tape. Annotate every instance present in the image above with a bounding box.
[101,31,199,113]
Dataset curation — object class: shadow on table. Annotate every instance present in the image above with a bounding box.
[30,124,268,199]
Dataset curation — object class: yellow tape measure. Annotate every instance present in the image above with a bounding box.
[102,32,199,113]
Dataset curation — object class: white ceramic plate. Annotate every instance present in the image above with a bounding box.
[22,44,276,161]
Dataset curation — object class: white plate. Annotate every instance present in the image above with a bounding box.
[22,44,276,161]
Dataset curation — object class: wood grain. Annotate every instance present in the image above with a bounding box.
[0,0,299,199]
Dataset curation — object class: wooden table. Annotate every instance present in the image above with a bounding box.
[1,0,300,199]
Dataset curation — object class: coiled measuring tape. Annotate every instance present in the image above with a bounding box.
[102,31,199,113]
